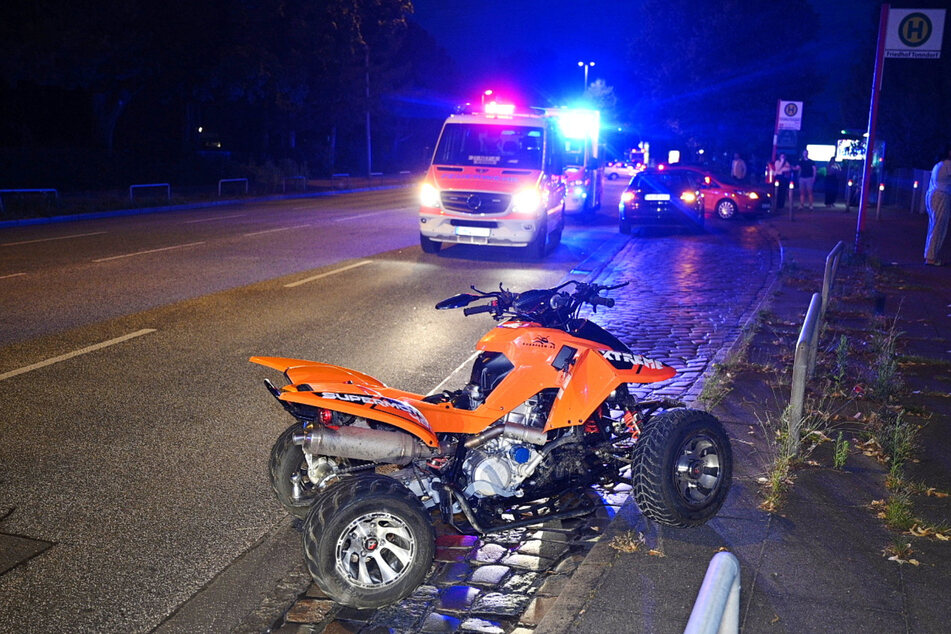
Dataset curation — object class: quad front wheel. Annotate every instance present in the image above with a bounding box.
[302,474,435,608]
[631,408,732,527]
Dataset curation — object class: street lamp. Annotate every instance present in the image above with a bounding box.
[578,61,595,92]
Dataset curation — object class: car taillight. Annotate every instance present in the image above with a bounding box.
[680,191,698,203]
[620,191,635,203]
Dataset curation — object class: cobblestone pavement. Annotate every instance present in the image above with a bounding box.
[265,223,780,634]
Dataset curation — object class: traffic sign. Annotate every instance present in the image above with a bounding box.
[777,101,803,131]
[885,9,946,59]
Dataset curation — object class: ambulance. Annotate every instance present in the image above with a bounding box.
[418,103,567,258]
[545,108,603,216]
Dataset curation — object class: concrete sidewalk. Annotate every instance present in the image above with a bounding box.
[536,204,951,633]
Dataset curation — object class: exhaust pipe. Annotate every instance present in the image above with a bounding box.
[293,426,437,466]
[464,422,547,449]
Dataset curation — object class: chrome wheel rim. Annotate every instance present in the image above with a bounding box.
[716,201,736,219]
[335,512,417,589]
[674,433,723,506]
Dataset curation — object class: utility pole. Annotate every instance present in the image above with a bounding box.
[365,44,372,178]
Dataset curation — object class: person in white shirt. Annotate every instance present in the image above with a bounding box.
[924,145,951,266]
[731,153,747,182]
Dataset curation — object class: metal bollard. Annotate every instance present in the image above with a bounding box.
[788,181,795,221]
[911,180,919,214]
[846,179,853,212]
[684,552,741,634]
[876,183,884,220]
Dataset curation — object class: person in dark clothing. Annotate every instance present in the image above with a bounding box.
[824,158,840,206]
[773,153,792,209]
[795,150,816,210]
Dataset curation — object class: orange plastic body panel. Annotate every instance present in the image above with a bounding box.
[250,324,675,444]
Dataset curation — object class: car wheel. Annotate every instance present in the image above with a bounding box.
[715,199,738,220]
[527,219,548,259]
[631,408,732,527]
[419,234,441,254]
[619,214,632,235]
[302,474,435,608]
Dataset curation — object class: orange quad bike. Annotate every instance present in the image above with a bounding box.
[251,281,732,608]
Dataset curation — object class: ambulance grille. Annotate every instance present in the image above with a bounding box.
[441,191,511,214]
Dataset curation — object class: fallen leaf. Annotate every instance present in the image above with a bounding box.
[935,533,949,542]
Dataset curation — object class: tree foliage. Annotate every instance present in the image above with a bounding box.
[624,0,823,160]
[0,0,422,174]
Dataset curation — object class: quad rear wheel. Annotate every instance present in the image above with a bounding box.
[269,424,357,519]
[631,408,732,527]
[302,474,435,608]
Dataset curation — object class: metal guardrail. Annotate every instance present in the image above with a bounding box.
[788,292,822,455]
[787,240,846,456]
[0,188,59,213]
[218,178,248,197]
[684,551,741,634]
[821,240,844,319]
[282,176,306,193]
[129,183,170,202]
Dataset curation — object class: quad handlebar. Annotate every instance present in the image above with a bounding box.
[438,281,627,329]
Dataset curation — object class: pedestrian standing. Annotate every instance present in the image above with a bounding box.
[795,150,816,210]
[924,144,951,266]
[731,153,747,183]
[824,157,840,206]
[774,153,792,209]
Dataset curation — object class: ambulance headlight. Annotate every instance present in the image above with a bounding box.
[420,183,441,208]
[512,188,542,214]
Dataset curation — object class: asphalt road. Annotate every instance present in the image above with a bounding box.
[0,185,629,632]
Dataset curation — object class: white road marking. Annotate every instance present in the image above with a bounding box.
[428,352,480,395]
[333,211,390,222]
[244,224,311,237]
[284,260,372,288]
[2,231,107,247]
[93,241,205,262]
[0,272,27,280]
[184,213,247,224]
[0,329,157,381]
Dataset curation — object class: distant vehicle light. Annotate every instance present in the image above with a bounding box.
[420,183,440,208]
[680,191,698,203]
[747,192,760,200]
[512,188,542,214]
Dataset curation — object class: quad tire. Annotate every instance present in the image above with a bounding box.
[269,424,358,519]
[631,408,732,527]
[302,474,435,608]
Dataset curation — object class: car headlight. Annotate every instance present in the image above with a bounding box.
[420,183,440,208]
[512,188,543,214]
[736,190,759,200]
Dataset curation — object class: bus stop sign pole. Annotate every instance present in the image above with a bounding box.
[855,3,889,254]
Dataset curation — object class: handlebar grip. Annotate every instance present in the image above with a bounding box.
[464,304,495,316]
[592,296,615,308]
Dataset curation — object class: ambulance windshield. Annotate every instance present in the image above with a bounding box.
[434,123,543,169]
